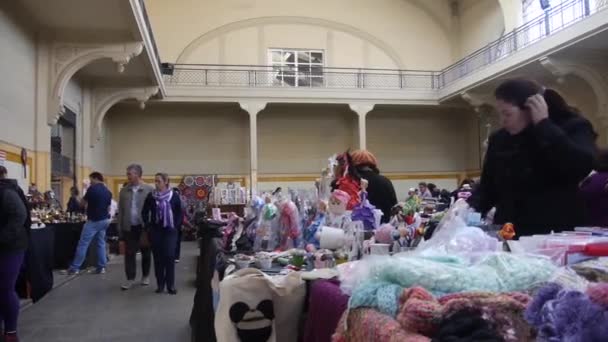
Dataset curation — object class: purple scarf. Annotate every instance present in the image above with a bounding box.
[153,189,174,229]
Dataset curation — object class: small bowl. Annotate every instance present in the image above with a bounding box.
[236,259,251,269]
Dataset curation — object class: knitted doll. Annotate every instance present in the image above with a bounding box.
[326,190,352,229]
[333,151,361,210]
[304,201,327,252]
[392,226,410,252]
[352,179,378,231]
[278,200,301,251]
[254,195,279,251]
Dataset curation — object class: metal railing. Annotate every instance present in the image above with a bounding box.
[439,0,606,87]
[162,0,607,91]
[164,64,440,90]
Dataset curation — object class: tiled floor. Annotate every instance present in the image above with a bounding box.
[18,242,198,342]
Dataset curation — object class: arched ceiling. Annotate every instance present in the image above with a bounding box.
[407,0,452,38]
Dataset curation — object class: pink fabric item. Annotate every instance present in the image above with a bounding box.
[587,282,608,309]
[333,308,430,342]
[304,279,350,342]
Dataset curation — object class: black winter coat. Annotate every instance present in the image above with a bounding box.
[0,179,30,253]
[357,167,398,224]
[473,116,596,236]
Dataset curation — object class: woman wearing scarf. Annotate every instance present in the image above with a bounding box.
[142,173,182,294]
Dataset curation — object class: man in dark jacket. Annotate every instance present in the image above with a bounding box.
[0,166,30,341]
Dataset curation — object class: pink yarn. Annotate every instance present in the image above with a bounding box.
[375,224,395,244]
[587,283,608,309]
[332,190,351,206]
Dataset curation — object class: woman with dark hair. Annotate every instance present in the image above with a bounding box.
[66,186,83,214]
[142,173,182,294]
[473,78,597,236]
[351,149,398,223]
[579,149,608,227]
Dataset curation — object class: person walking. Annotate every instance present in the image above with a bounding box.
[118,164,154,290]
[0,166,30,342]
[142,173,182,294]
[66,172,112,275]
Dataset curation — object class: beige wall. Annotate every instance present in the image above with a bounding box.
[367,107,477,173]
[258,105,357,174]
[0,4,36,150]
[105,103,250,176]
[146,0,454,69]
[458,0,505,58]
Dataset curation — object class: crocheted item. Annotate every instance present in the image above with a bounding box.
[342,253,556,298]
[397,287,442,336]
[374,224,395,244]
[525,283,608,342]
[572,258,608,282]
[332,308,430,342]
[348,281,403,317]
[587,283,608,309]
[396,287,533,341]
[432,308,505,342]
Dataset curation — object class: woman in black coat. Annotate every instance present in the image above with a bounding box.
[473,79,597,236]
[142,173,182,294]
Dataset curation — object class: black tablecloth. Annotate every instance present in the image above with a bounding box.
[27,227,55,301]
[53,222,87,269]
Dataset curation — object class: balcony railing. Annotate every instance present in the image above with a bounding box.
[162,0,607,91]
[439,0,607,87]
[164,65,440,90]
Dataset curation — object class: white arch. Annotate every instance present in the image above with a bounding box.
[175,16,406,69]
[90,86,159,147]
[47,42,143,125]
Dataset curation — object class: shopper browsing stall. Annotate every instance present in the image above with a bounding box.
[474,78,597,236]
[66,172,112,275]
[0,166,30,342]
[350,149,397,224]
[142,173,182,294]
[579,149,608,227]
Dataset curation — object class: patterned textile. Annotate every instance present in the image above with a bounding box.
[332,308,430,342]
[348,281,403,317]
[178,175,216,222]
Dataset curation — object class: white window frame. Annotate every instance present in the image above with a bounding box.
[268,48,325,87]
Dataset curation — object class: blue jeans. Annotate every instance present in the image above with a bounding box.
[70,219,110,271]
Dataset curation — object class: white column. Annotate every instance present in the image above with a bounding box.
[349,103,374,150]
[240,102,267,196]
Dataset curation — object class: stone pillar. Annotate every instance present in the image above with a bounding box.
[349,103,375,150]
[240,102,267,196]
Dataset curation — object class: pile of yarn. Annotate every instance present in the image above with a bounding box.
[525,282,608,342]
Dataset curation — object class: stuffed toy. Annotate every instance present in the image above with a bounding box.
[326,190,352,229]
[304,201,327,252]
[352,179,377,231]
[254,196,279,251]
[278,200,301,251]
[334,151,361,210]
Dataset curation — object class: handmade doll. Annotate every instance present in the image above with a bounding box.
[303,201,327,252]
[352,179,378,231]
[254,196,279,251]
[392,226,410,252]
[326,190,352,229]
[333,151,361,210]
[278,200,301,250]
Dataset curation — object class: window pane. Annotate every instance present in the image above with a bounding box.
[311,66,323,77]
[285,52,296,63]
[299,65,311,75]
[271,51,283,63]
[311,52,323,64]
[283,74,296,86]
[298,75,311,87]
[298,51,311,64]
